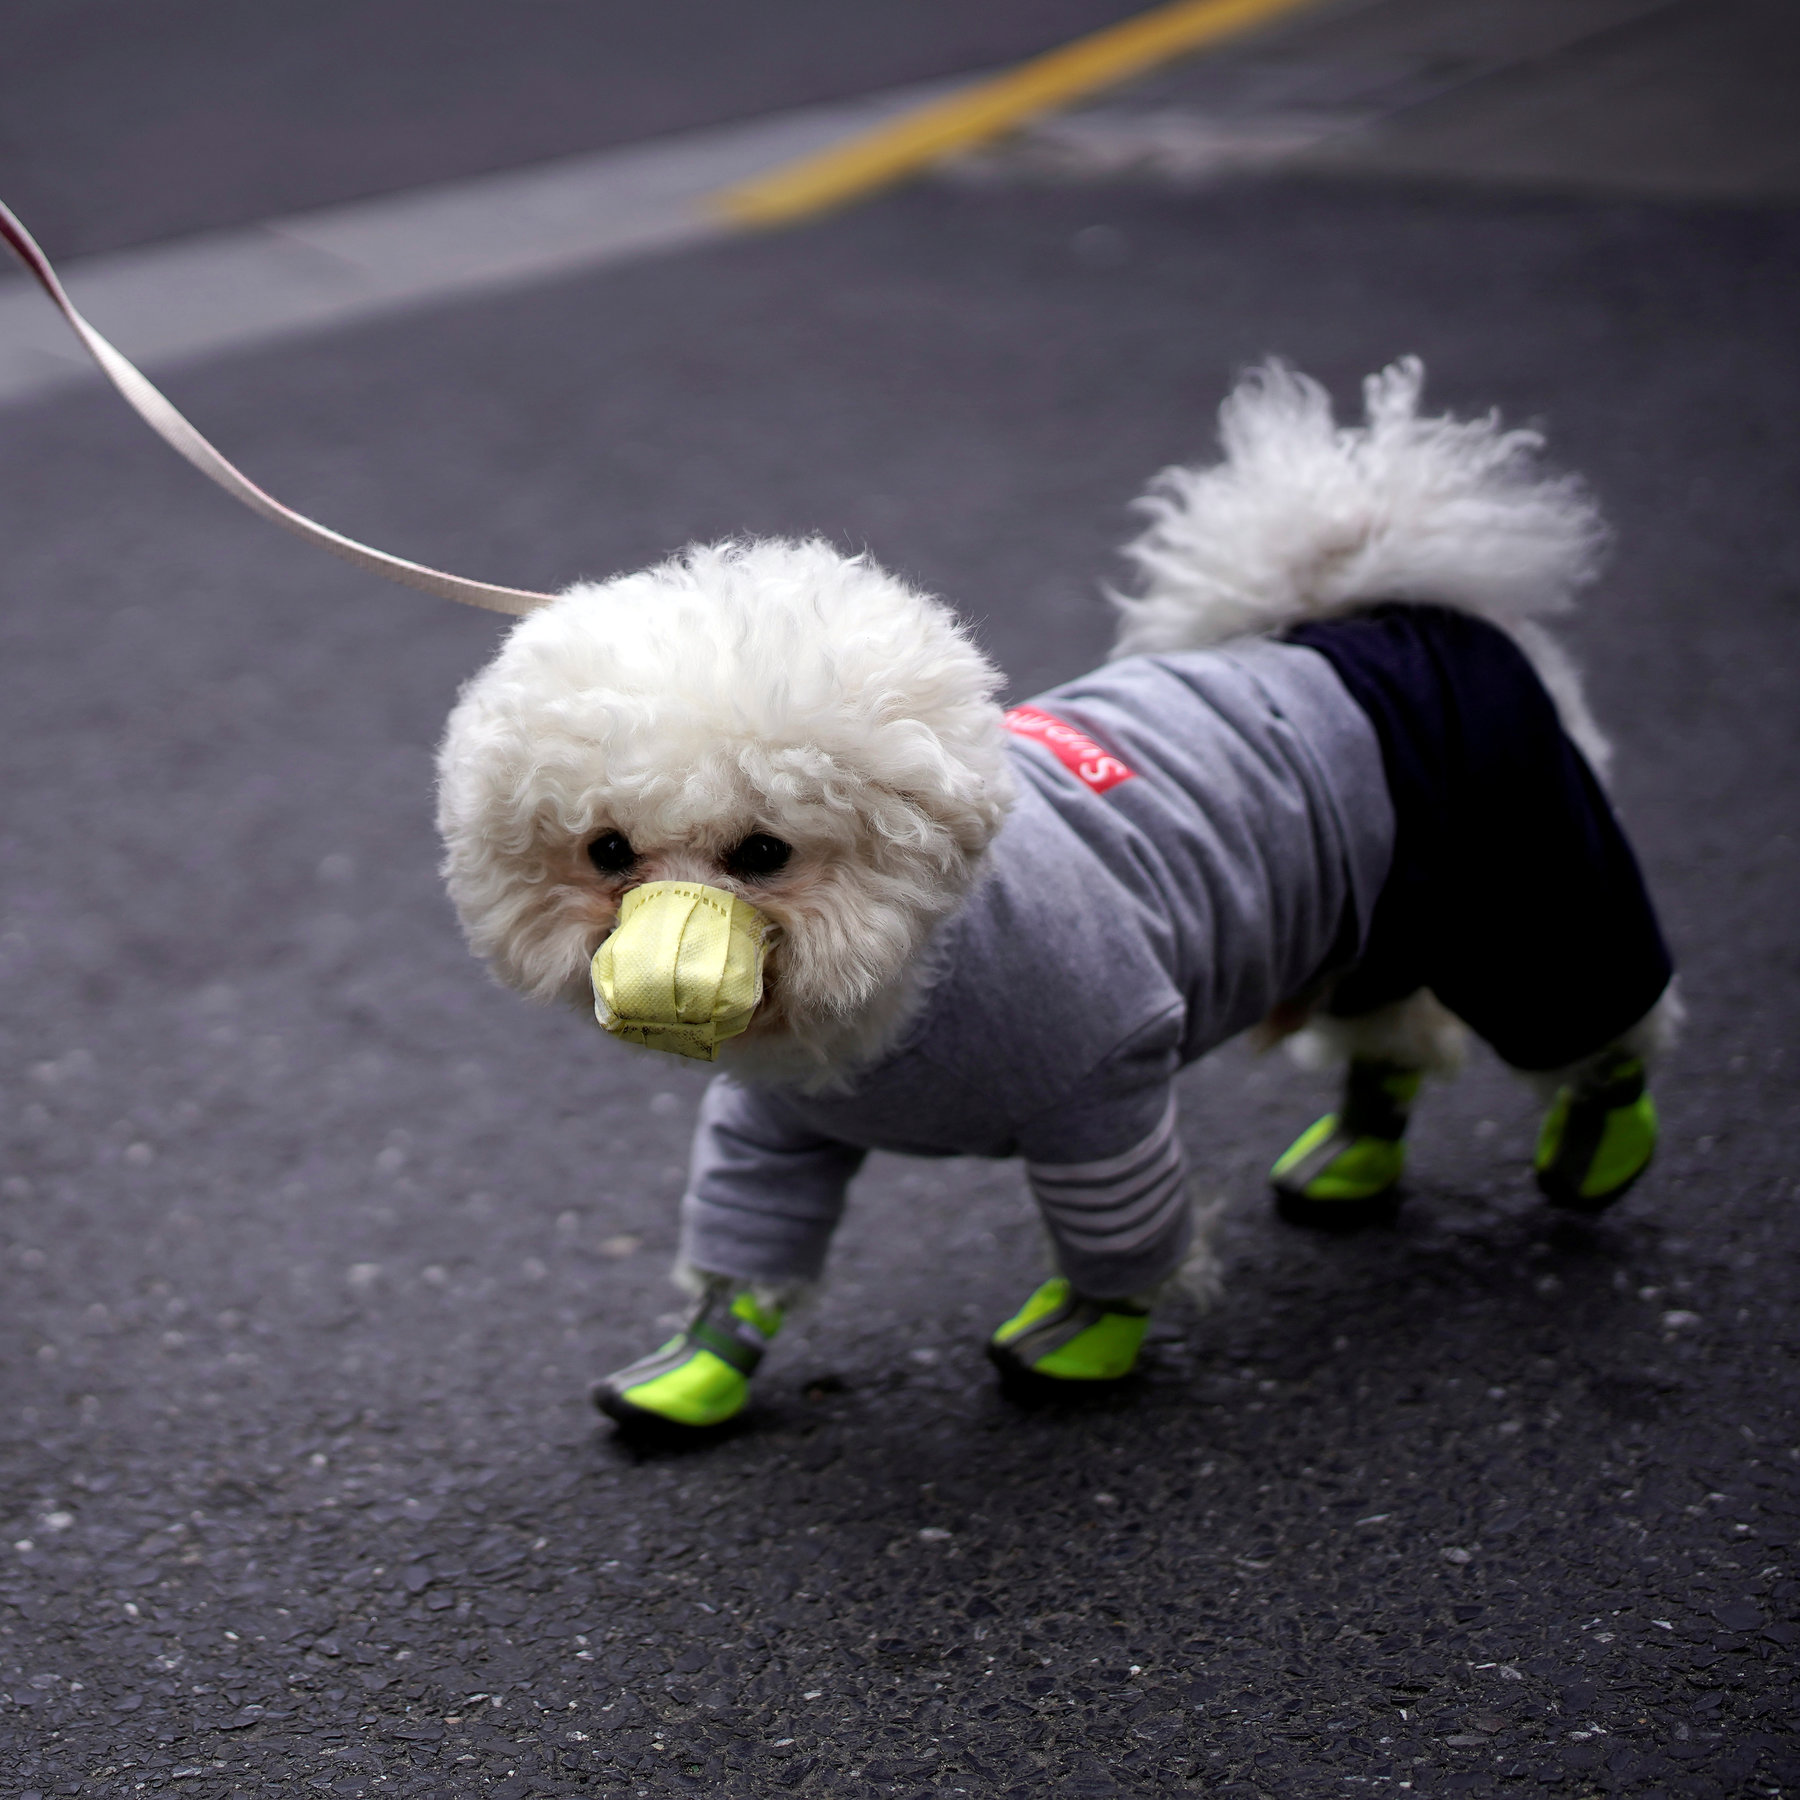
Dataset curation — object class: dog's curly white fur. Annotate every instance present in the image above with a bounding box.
[1116,356,1614,776]
[437,536,1013,1081]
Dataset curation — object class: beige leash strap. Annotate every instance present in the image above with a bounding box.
[1,199,553,616]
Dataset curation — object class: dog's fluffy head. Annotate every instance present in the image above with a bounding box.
[436,538,1013,1074]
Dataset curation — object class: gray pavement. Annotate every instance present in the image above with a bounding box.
[1301,0,1800,199]
[2,4,1799,1799]
[965,0,1800,200]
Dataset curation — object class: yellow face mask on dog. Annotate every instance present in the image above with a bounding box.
[591,882,772,1062]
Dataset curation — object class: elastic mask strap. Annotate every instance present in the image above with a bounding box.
[0,198,553,618]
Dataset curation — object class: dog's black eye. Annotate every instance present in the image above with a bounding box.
[724,834,792,879]
[587,831,637,876]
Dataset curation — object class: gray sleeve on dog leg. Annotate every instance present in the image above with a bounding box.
[1024,1087,1192,1300]
[679,1075,868,1286]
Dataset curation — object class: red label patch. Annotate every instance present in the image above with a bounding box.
[1003,706,1136,794]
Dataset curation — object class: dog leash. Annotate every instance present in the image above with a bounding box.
[0,198,553,616]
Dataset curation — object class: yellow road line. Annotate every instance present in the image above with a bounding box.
[713,0,1326,227]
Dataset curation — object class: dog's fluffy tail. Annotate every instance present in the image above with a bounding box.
[1111,357,1613,773]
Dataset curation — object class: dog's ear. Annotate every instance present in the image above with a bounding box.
[858,755,1014,866]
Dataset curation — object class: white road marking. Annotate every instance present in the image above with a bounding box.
[0,78,968,407]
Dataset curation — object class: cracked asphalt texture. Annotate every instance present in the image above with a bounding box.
[3,44,1800,1800]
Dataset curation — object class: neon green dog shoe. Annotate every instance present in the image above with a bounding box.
[591,1289,782,1431]
[1271,1060,1420,1227]
[1535,1050,1658,1213]
[987,1278,1150,1387]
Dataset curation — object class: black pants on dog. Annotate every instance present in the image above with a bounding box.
[1288,605,1673,1073]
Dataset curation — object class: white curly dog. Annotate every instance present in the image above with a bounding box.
[436,358,1678,1431]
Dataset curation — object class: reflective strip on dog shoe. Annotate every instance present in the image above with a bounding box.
[601,1332,700,1392]
[1270,1115,1406,1204]
[686,1315,768,1377]
[592,1289,783,1429]
[596,1340,751,1430]
[989,1277,1149,1382]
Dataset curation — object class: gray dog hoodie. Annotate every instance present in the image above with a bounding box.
[678,638,1394,1298]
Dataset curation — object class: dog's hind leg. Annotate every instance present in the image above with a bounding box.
[1526,984,1683,1214]
[1270,991,1466,1228]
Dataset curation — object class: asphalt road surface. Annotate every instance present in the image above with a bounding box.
[2,6,1798,1799]
[1,0,1152,260]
